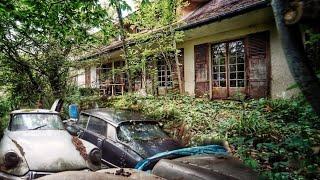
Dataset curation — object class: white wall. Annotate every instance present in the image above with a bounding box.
[90,66,97,88]
[76,69,85,87]
[269,26,299,98]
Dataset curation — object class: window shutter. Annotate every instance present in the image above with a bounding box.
[194,44,209,97]
[85,68,91,87]
[246,32,269,98]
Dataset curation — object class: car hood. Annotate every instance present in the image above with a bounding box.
[130,138,182,158]
[7,130,89,172]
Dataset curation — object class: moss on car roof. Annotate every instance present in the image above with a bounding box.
[10,109,59,114]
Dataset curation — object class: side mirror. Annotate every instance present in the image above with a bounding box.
[69,104,79,120]
[66,125,78,136]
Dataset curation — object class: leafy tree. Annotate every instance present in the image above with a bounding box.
[125,0,185,95]
[109,0,133,92]
[0,0,113,107]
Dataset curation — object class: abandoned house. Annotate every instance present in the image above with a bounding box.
[74,0,301,99]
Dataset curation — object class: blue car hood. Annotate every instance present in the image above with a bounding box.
[135,145,228,170]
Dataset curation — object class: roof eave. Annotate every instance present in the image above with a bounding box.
[178,1,270,31]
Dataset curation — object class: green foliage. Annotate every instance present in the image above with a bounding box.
[93,94,320,179]
[78,87,99,96]
[119,0,185,93]
[0,0,114,107]
[0,96,11,133]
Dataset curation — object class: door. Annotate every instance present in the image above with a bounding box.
[194,44,209,97]
[99,124,134,168]
[81,116,107,149]
[212,40,246,98]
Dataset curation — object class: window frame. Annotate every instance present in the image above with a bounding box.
[86,116,108,136]
[157,59,173,88]
[78,113,90,129]
[211,39,246,89]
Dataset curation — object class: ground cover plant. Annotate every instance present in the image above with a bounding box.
[77,94,320,180]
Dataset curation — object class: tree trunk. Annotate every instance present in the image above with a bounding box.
[114,1,132,92]
[169,0,183,94]
[272,0,320,116]
[141,58,147,95]
[152,58,158,96]
[172,29,183,94]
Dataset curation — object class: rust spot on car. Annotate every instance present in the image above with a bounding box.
[11,139,25,156]
[115,168,132,177]
[71,136,88,160]
[0,164,7,171]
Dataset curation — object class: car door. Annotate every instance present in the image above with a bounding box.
[74,113,90,136]
[99,124,140,168]
[81,116,107,149]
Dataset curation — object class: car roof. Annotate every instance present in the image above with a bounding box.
[81,108,156,127]
[10,109,59,114]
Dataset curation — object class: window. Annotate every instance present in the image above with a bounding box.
[87,116,107,136]
[78,114,89,128]
[212,43,227,87]
[212,40,246,88]
[10,114,64,131]
[117,122,168,157]
[97,63,112,83]
[158,60,173,87]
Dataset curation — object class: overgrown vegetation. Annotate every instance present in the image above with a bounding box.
[79,94,320,179]
[0,0,114,108]
[0,97,10,133]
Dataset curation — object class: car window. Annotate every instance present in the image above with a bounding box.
[10,113,64,131]
[78,114,89,128]
[117,122,168,142]
[87,116,107,136]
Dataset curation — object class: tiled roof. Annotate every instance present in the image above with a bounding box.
[184,0,268,27]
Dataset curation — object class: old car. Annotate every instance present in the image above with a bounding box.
[38,168,164,180]
[0,109,102,179]
[134,145,259,179]
[66,108,183,168]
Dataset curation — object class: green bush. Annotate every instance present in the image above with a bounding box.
[0,98,10,133]
[78,87,99,96]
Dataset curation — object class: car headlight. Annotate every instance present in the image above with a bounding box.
[89,148,101,166]
[4,151,20,169]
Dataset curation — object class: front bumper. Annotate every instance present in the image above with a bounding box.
[0,169,90,180]
[0,171,53,180]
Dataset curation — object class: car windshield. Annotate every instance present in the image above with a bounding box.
[117,122,168,142]
[10,113,64,131]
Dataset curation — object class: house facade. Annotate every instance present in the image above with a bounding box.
[75,0,298,99]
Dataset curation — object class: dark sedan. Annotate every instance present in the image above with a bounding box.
[67,108,182,168]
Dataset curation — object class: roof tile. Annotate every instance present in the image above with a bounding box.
[185,0,266,24]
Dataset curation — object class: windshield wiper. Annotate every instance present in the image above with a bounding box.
[30,124,47,130]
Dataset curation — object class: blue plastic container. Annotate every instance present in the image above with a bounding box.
[69,104,79,119]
